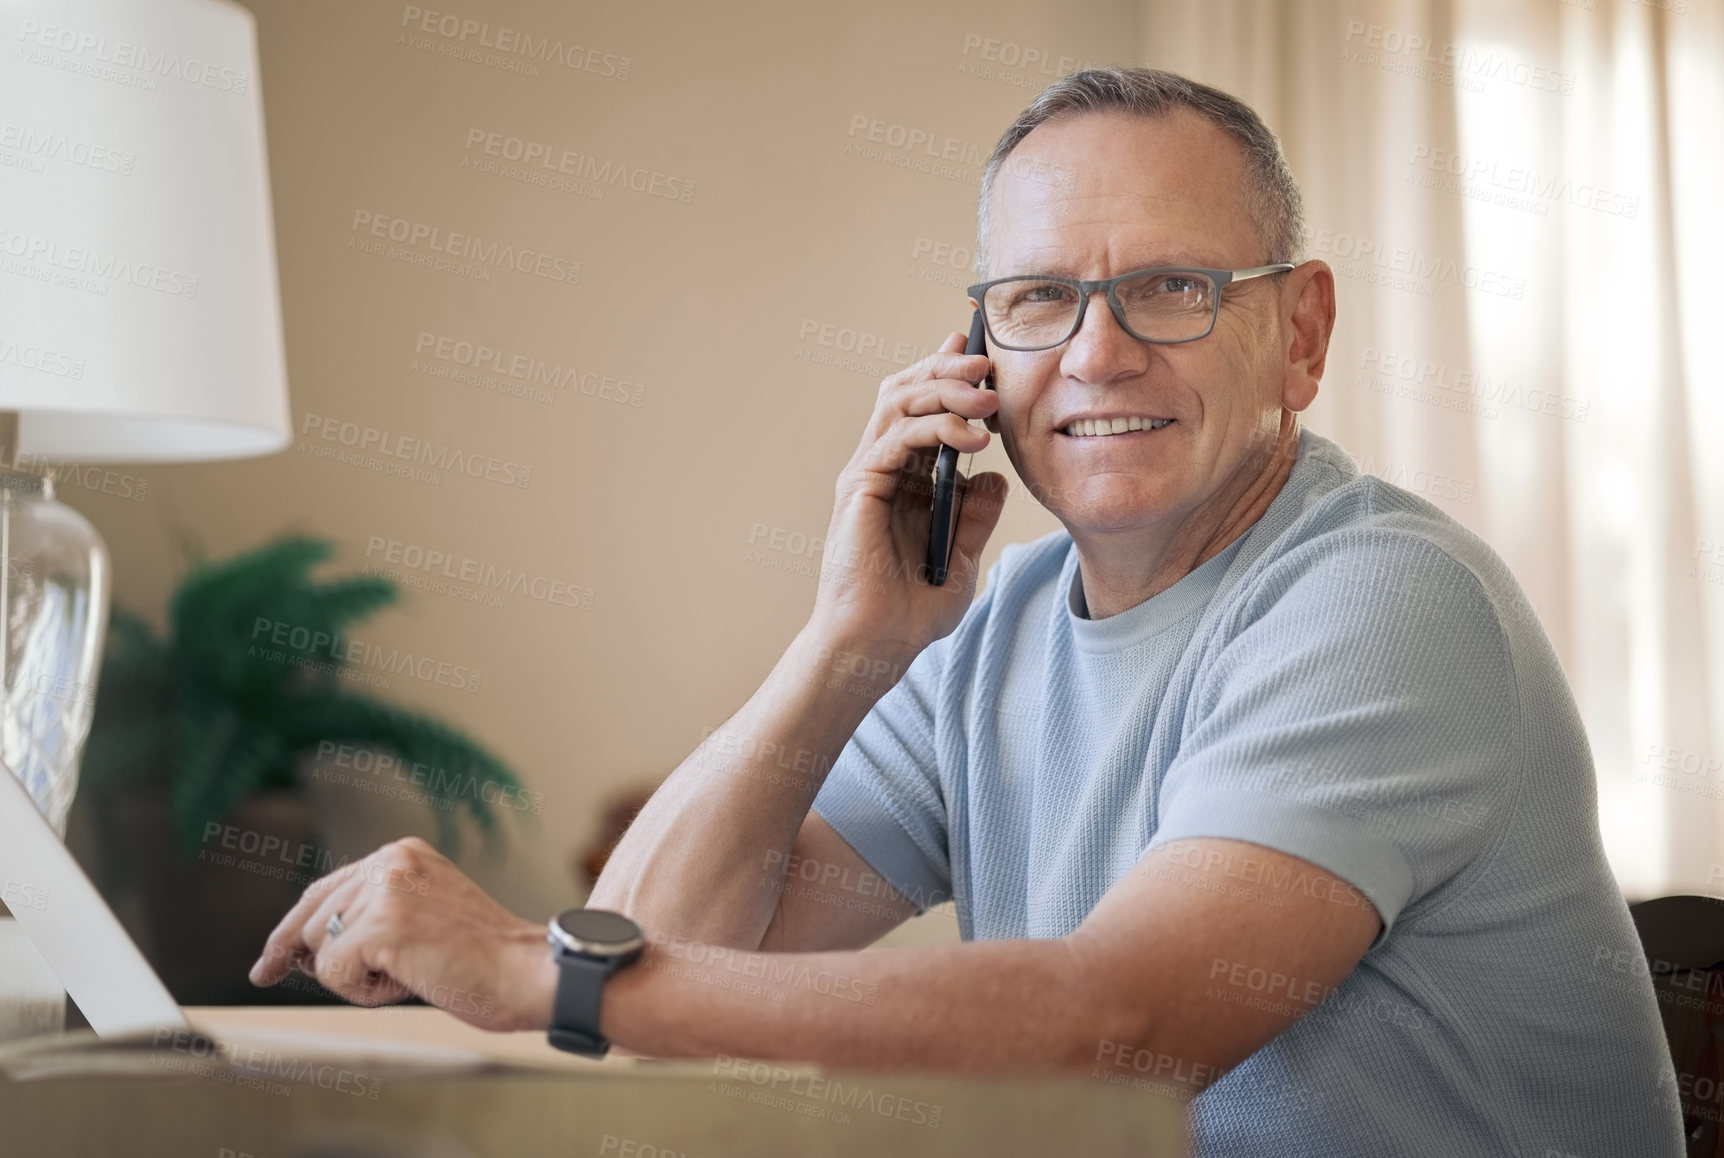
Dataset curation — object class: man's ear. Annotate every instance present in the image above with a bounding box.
[1283,261,1336,411]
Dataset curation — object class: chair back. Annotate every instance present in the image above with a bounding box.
[1631,895,1724,1157]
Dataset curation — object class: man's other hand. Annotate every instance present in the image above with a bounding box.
[249,836,556,1033]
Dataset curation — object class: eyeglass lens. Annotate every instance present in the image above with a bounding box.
[981,270,1217,349]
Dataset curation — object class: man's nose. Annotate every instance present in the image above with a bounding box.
[1061,290,1150,381]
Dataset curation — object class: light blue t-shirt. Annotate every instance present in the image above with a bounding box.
[812,427,1682,1156]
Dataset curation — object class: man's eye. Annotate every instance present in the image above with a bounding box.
[1121,275,1205,305]
[1015,282,1075,305]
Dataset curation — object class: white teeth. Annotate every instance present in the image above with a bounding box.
[1063,417,1173,437]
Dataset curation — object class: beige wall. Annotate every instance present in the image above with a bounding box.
[73,0,1134,920]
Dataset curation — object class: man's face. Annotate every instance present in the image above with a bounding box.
[981,109,1299,537]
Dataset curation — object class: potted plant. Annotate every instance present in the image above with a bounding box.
[75,533,529,1003]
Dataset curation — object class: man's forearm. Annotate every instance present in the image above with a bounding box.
[600,935,1151,1080]
[588,626,914,948]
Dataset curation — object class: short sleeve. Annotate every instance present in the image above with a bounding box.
[811,636,953,913]
[1150,530,1520,948]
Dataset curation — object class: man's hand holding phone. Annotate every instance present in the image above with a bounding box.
[807,328,1009,677]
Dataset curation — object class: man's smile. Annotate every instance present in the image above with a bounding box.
[1057,415,1177,438]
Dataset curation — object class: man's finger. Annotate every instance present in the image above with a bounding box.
[952,471,1010,569]
[301,872,367,960]
[249,940,309,987]
[305,883,379,993]
[251,860,366,985]
[900,379,1000,421]
[864,361,990,451]
[313,918,408,1007]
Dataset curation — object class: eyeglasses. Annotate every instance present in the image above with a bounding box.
[967,263,1295,351]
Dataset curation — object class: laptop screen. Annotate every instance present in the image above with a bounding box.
[0,762,188,1037]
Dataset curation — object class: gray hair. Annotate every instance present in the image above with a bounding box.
[975,66,1304,277]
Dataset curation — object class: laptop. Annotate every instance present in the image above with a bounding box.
[0,761,606,1079]
[0,757,185,1039]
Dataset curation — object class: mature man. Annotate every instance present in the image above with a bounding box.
[255,68,1681,1155]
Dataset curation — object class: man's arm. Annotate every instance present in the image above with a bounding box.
[755,812,922,952]
[252,331,1009,1005]
[584,628,920,951]
[601,836,1380,1080]
[251,833,1379,1084]
[587,329,1006,952]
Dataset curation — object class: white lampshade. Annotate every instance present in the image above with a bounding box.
[0,0,290,463]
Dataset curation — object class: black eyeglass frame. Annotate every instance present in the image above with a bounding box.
[966,263,1297,351]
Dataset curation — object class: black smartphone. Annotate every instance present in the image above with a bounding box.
[924,309,990,586]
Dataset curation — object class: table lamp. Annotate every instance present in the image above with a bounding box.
[0,0,290,837]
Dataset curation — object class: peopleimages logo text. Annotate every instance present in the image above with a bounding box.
[0,335,85,380]
[0,122,136,175]
[414,332,644,406]
[16,20,252,92]
[363,535,594,611]
[463,129,693,203]
[0,226,199,297]
[300,413,532,489]
[399,6,630,78]
[349,211,579,285]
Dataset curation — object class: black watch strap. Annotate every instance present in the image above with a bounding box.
[549,951,614,1057]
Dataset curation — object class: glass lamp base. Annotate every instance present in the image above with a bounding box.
[0,469,110,838]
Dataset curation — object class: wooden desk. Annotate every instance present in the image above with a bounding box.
[0,1007,1190,1157]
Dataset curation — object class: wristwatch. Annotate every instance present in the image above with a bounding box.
[545,908,645,1057]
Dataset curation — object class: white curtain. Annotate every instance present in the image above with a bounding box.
[1134,0,1724,899]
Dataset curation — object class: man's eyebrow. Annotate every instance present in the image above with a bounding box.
[993,254,1222,277]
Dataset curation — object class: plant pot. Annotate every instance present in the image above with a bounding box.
[88,787,341,1006]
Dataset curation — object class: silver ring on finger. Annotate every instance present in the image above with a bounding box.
[326,913,346,940]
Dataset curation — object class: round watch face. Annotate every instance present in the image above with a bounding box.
[551,908,644,957]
